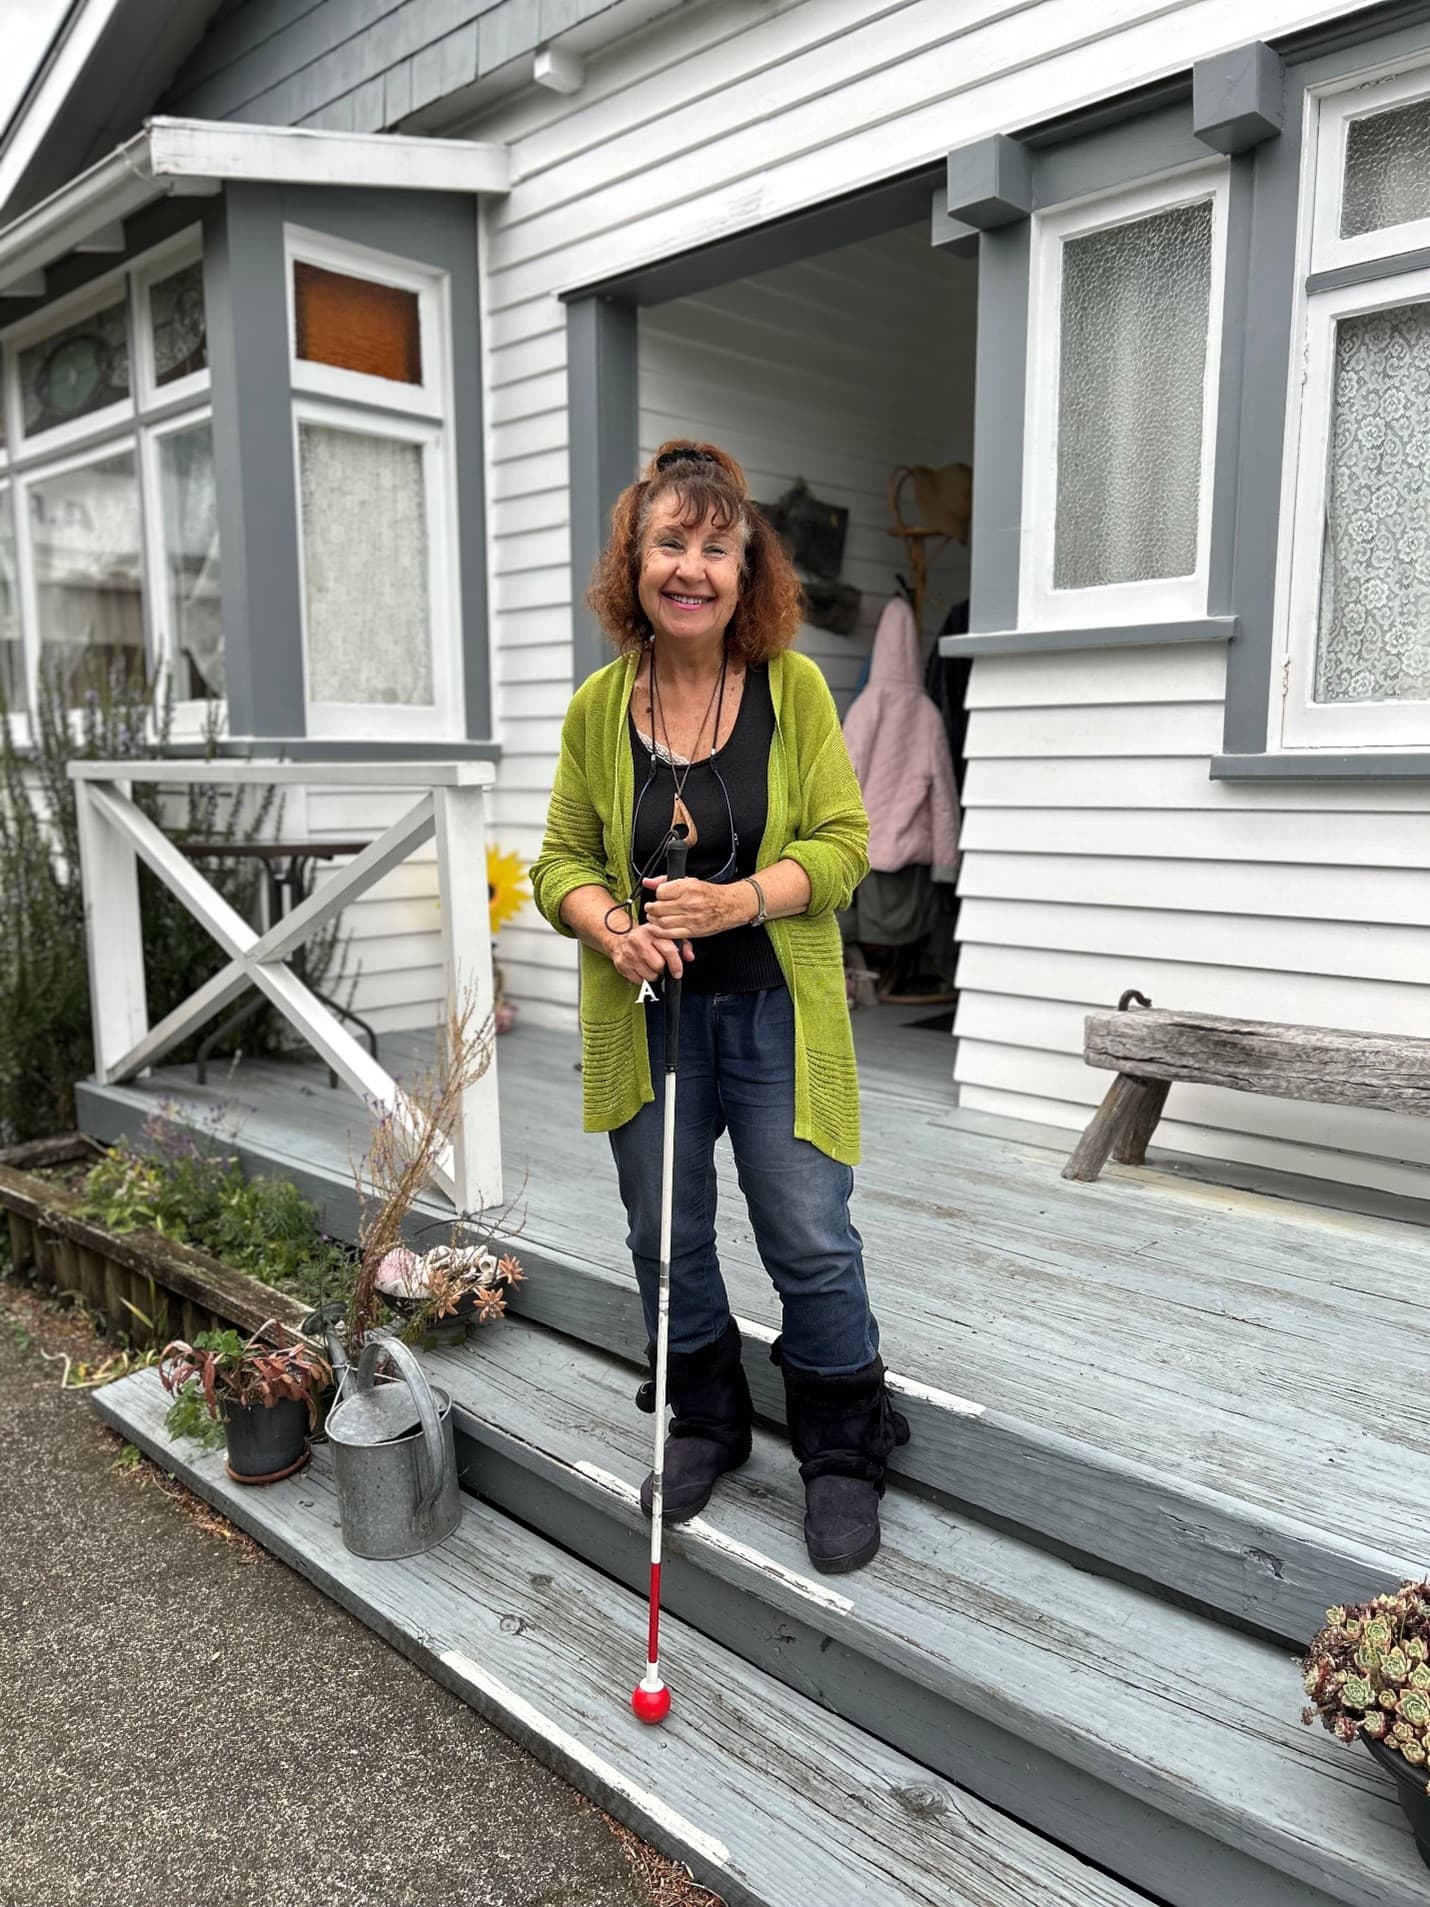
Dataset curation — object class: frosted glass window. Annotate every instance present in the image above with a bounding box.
[1342,97,1430,240]
[19,298,130,436]
[28,450,146,705]
[1314,299,1430,704]
[1053,198,1214,590]
[150,259,208,386]
[299,423,432,706]
[0,487,23,714]
[158,422,223,699]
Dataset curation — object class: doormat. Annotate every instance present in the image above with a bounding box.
[905,1009,956,1034]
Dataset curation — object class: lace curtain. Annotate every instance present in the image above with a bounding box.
[299,423,432,708]
[1315,299,1430,704]
[1053,198,1213,591]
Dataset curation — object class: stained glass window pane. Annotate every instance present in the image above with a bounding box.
[150,259,208,386]
[1342,96,1430,240]
[158,422,223,699]
[294,263,423,385]
[0,488,24,715]
[298,423,431,706]
[29,449,146,705]
[1314,300,1430,704]
[19,298,130,437]
[1053,198,1213,590]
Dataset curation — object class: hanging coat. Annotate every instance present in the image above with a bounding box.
[841,596,960,881]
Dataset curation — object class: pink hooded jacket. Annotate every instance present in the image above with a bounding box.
[840,596,961,881]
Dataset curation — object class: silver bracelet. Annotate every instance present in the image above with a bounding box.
[744,875,768,927]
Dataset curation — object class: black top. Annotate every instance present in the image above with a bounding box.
[628,662,785,994]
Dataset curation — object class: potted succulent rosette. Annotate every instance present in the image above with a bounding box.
[375,1241,525,1349]
[159,1322,332,1484]
[1302,1580,1430,1869]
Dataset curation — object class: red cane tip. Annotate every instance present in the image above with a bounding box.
[631,1681,671,1724]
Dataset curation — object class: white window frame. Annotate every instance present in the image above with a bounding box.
[284,223,447,421]
[133,229,210,414]
[0,478,24,738]
[1019,164,1230,630]
[141,405,220,739]
[15,432,151,709]
[292,395,462,741]
[1309,59,1430,274]
[4,266,137,459]
[1276,58,1430,749]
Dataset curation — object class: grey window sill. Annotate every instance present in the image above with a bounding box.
[186,738,504,764]
[1212,750,1430,781]
[941,618,1237,658]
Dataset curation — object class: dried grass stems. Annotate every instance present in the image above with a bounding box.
[346,990,508,1349]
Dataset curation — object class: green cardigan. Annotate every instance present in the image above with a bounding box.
[530,647,870,1165]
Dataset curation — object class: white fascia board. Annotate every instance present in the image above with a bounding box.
[0,117,510,296]
[146,118,511,197]
[0,0,126,217]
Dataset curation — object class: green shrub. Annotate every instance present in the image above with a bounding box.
[80,1109,355,1310]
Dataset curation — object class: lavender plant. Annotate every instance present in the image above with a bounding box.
[1302,1581,1430,1786]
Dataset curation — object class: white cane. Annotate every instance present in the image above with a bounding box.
[630,824,689,1725]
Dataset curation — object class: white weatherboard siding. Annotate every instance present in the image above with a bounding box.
[955,644,1430,1198]
[465,0,1417,1183]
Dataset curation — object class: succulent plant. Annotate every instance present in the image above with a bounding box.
[1302,1581,1430,1785]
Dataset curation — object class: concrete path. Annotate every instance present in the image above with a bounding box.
[0,1277,721,1907]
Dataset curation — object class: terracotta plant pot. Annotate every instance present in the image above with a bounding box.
[1367,1736,1430,1871]
[221,1394,311,1484]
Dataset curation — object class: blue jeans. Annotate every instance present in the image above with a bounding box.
[608,987,880,1375]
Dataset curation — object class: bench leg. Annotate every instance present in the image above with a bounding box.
[1063,1073,1169,1182]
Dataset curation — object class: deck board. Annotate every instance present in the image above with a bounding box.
[80,1006,1430,1600]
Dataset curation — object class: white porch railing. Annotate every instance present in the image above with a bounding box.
[66,758,501,1211]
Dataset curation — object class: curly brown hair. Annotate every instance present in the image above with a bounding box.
[587,440,804,664]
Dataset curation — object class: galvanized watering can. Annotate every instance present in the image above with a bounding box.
[325,1335,460,1560]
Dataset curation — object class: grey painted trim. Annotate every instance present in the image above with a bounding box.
[160,737,502,762]
[206,180,491,744]
[942,619,1237,658]
[1192,42,1285,154]
[1032,103,1210,209]
[945,134,1033,229]
[1208,154,1255,619]
[204,185,307,741]
[929,187,979,258]
[967,222,1029,635]
[1307,245,1430,293]
[1212,750,1430,780]
[564,169,941,307]
[566,294,635,685]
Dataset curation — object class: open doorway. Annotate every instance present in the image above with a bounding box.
[637,221,977,1087]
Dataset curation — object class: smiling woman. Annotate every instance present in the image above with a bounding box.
[531,440,909,1579]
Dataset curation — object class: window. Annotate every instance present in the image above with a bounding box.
[1280,63,1430,746]
[286,228,458,738]
[0,228,217,726]
[1021,168,1229,627]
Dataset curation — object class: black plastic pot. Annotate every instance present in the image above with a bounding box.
[221,1394,311,1484]
[381,1289,475,1350]
[1367,1737,1430,1870]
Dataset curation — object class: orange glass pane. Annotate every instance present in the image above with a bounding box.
[294,261,422,385]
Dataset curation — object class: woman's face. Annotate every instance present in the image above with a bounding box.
[637,501,742,648]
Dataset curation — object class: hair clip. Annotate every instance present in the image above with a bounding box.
[654,447,720,471]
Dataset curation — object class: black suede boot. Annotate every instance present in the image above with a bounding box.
[636,1316,753,1522]
[775,1339,911,1574]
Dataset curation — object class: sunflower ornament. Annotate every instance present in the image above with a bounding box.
[487,846,530,1034]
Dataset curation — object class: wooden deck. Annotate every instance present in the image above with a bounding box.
[77,1002,1430,1625]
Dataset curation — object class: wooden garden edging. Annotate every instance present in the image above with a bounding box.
[0,1134,308,1347]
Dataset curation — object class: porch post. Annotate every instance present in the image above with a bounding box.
[567,293,637,684]
[433,779,503,1212]
[74,778,149,1082]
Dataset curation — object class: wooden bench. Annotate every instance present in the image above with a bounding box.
[1063,989,1430,1182]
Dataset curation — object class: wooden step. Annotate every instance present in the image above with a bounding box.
[494,1231,1421,1647]
[93,1369,1156,1907]
[426,1318,1430,1907]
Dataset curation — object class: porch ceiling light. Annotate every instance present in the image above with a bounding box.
[0,116,511,300]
